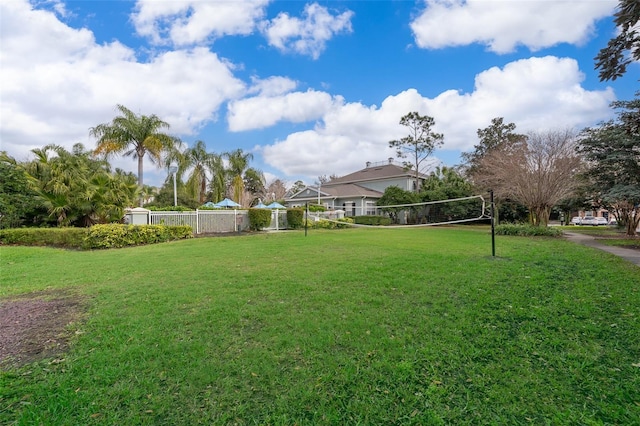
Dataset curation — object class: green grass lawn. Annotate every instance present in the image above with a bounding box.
[1,226,639,425]
[563,225,640,249]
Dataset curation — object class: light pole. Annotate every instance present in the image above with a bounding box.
[168,162,178,207]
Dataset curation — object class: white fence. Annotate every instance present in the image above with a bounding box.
[126,209,288,234]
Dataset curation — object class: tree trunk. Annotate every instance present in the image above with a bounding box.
[200,176,207,204]
[626,214,640,237]
[530,205,550,227]
[138,155,144,207]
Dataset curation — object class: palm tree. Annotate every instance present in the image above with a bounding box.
[182,140,220,204]
[224,149,260,204]
[90,104,180,205]
[208,154,226,203]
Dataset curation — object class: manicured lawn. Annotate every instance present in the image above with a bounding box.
[1,226,639,424]
[562,224,633,237]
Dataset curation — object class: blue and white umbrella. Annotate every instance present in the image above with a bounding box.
[267,202,286,209]
[214,198,241,208]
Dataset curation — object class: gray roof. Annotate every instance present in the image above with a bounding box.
[326,162,424,186]
[286,160,426,203]
[288,183,382,201]
[320,183,382,198]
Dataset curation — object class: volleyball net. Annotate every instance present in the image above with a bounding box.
[306,195,490,228]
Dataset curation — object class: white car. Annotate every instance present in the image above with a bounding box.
[581,216,598,226]
[570,216,582,225]
[595,217,608,226]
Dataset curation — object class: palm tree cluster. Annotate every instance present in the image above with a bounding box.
[157,144,267,209]
[1,104,281,228]
[89,104,270,210]
[1,144,138,228]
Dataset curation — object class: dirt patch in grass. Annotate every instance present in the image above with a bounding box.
[0,290,88,369]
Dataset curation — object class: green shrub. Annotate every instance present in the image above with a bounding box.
[248,208,272,231]
[336,217,354,229]
[307,204,326,212]
[353,215,392,226]
[495,224,563,237]
[287,209,304,229]
[82,224,193,249]
[305,217,354,229]
[0,227,88,248]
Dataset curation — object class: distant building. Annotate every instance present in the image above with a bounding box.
[285,158,427,216]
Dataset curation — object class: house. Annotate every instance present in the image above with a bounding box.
[285,158,427,216]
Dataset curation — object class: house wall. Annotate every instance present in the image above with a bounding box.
[337,197,377,216]
[287,197,377,216]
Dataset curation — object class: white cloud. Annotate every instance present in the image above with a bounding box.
[228,90,339,131]
[0,0,245,173]
[132,0,270,46]
[262,56,615,179]
[411,0,616,53]
[247,76,299,96]
[261,2,353,59]
[0,0,620,189]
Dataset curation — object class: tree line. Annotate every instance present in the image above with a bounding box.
[0,104,287,228]
[1,94,638,235]
[378,92,639,236]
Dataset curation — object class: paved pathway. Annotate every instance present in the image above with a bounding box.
[563,232,640,267]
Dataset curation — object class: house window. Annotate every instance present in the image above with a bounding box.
[365,201,376,215]
[344,202,356,217]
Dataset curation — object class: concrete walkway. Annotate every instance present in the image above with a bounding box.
[564,232,640,267]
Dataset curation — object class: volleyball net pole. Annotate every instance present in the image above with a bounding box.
[490,190,495,257]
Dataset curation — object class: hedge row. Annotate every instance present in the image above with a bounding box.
[353,215,392,226]
[0,227,87,248]
[306,217,354,229]
[83,224,193,249]
[0,224,193,250]
[494,224,563,237]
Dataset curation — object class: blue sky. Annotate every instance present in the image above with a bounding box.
[1,0,637,189]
